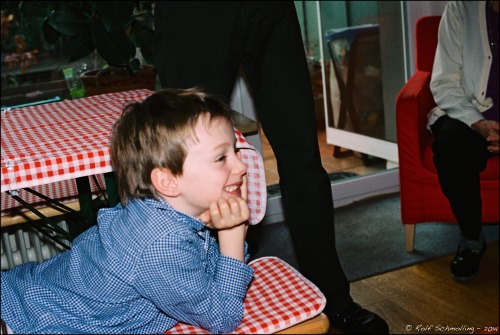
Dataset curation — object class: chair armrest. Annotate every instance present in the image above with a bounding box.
[396,70,436,165]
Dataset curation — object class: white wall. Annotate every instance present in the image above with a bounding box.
[405,1,449,75]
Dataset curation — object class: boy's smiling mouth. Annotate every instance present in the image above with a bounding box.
[224,183,241,195]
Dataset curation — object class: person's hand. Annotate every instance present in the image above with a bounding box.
[199,175,249,230]
[208,195,249,230]
[205,175,249,262]
[472,120,499,153]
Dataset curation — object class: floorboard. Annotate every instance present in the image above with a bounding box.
[326,241,499,334]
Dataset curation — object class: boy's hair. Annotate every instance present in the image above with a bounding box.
[111,87,233,205]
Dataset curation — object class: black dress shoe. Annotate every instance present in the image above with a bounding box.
[328,302,389,334]
[450,241,486,282]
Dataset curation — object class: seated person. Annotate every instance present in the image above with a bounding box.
[428,1,499,282]
[1,88,254,334]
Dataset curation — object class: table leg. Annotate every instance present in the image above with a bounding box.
[5,190,72,249]
[75,176,94,235]
[104,172,120,207]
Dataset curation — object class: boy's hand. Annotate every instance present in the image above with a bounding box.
[208,196,249,229]
[200,175,249,229]
[215,175,249,262]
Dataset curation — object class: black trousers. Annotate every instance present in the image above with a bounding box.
[431,115,494,240]
[153,1,352,312]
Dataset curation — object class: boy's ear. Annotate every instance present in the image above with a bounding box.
[151,168,180,197]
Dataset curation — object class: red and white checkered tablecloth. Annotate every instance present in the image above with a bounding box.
[1,90,150,192]
[1,90,266,224]
[165,256,327,334]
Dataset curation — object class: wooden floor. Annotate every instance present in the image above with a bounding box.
[261,126,499,334]
[333,240,499,334]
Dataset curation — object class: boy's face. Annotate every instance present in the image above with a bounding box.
[173,114,247,218]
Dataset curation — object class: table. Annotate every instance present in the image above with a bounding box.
[1,90,148,245]
[1,89,157,192]
[1,89,265,245]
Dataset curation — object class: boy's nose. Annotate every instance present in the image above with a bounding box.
[233,156,247,176]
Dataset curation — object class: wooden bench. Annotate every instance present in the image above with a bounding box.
[1,176,106,229]
[276,313,329,334]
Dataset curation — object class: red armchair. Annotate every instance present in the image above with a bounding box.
[396,16,499,252]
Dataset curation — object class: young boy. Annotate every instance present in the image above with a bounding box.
[1,88,256,334]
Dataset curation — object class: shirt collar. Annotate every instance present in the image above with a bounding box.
[143,197,207,232]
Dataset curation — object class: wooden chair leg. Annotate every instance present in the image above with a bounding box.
[275,313,330,334]
[405,224,415,252]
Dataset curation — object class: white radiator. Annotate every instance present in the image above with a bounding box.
[1,221,70,271]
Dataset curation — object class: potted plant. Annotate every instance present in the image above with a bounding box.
[20,1,156,96]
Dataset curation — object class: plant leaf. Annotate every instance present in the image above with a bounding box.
[42,16,61,44]
[46,6,90,36]
[94,22,135,68]
[130,20,154,64]
[96,1,135,32]
[63,36,93,62]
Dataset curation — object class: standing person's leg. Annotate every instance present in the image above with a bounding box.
[431,115,490,281]
[237,3,387,333]
[236,1,351,310]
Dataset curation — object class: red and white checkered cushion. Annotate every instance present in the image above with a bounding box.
[165,257,326,334]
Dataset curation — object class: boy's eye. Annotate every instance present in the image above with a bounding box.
[216,155,227,162]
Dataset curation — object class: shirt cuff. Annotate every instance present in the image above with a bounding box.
[215,255,254,298]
